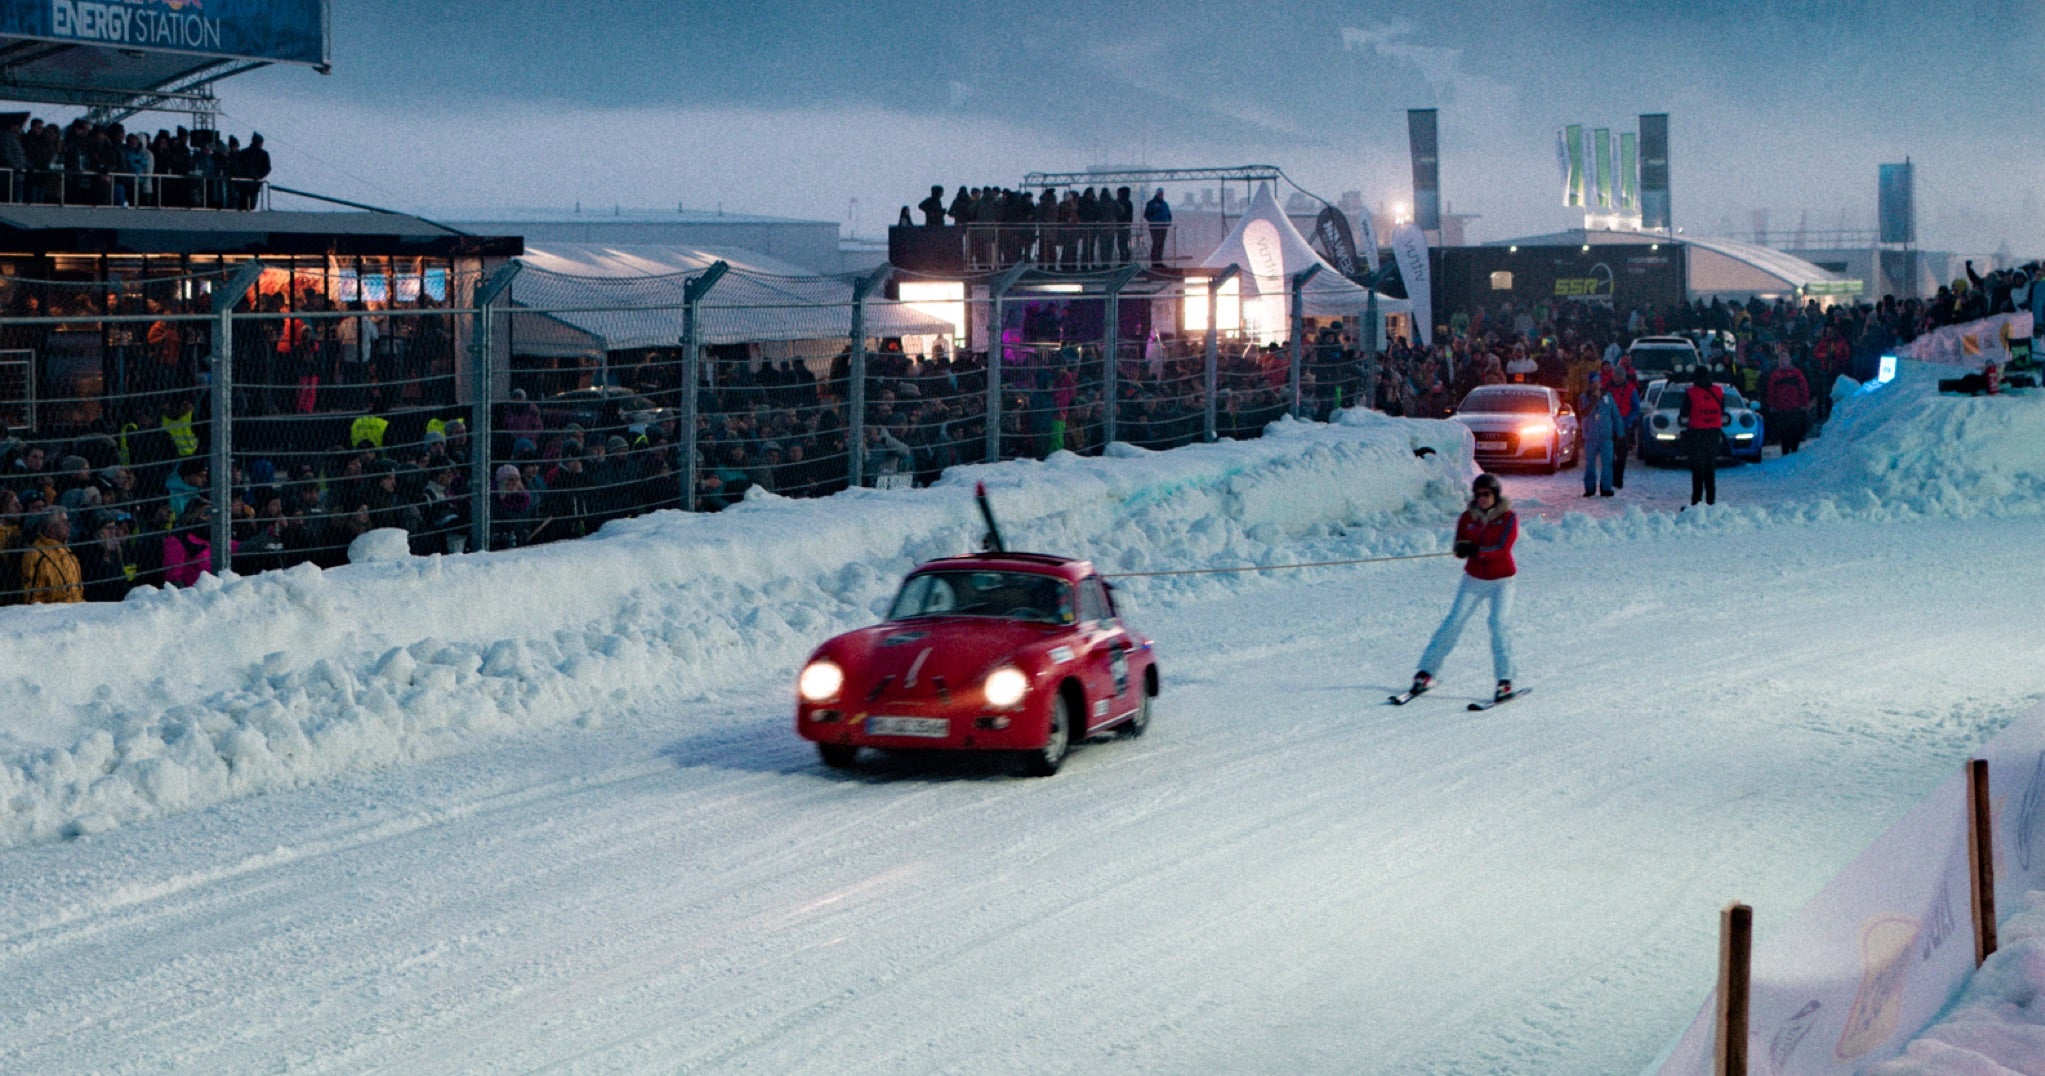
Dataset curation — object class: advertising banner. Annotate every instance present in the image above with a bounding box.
[1390,223,1432,345]
[1312,206,1361,281]
[1557,128,1575,206]
[1407,109,1441,231]
[1640,113,1671,230]
[1355,209,1380,275]
[1879,162,1915,245]
[0,0,327,67]
[1619,131,1638,211]
[1564,124,1584,207]
[1594,128,1613,210]
[1658,768,1977,1074]
[1895,311,2034,366]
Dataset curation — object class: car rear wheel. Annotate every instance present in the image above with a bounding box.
[818,743,859,769]
[1120,692,1152,737]
[1022,695,1071,777]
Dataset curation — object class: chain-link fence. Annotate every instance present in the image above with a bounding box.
[0,258,1384,605]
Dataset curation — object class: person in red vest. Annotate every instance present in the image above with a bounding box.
[1677,364,1726,506]
[1762,350,1813,454]
[1607,357,1640,489]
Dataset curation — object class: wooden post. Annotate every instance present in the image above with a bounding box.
[1968,758,1998,966]
[1715,901,1752,1076]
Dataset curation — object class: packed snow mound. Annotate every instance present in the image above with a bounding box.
[348,528,414,563]
[0,414,1468,849]
[1778,362,2045,518]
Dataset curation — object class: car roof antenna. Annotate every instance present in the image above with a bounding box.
[974,482,1007,554]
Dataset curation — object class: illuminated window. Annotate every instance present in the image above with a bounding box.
[897,281,967,344]
[1490,271,1514,291]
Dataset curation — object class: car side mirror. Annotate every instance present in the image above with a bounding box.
[1559,404,1574,416]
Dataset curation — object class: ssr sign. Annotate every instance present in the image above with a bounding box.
[1552,263,1615,302]
[2,0,327,66]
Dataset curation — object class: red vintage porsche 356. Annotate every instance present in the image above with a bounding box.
[795,548,1160,776]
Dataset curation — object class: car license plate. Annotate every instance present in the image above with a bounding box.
[867,716,948,738]
[1476,438,1507,450]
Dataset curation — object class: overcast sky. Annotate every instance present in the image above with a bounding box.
[214,0,2043,257]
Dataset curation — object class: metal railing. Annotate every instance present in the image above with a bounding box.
[957,223,1180,272]
[0,167,269,210]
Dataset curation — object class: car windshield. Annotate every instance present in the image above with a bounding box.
[1458,391,1550,414]
[1630,347,1692,375]
[887,570,1074,624]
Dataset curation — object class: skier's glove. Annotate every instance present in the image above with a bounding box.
[1452,540,1476,559]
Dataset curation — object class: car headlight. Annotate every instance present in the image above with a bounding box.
[798,660,844,702]
[983,666,1029,708]
[1518,421,1553,439]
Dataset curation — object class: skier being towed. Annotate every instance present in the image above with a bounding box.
[1403,472,1519,705]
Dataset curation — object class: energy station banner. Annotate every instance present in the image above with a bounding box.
[0,0,328,66]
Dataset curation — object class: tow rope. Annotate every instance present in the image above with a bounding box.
[1105,551,1454,579]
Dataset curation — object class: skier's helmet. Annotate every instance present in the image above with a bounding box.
[1471,473,1502,497]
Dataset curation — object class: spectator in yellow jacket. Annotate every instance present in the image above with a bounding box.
[19,505,83,603]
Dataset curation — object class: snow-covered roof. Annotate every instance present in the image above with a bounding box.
[506,243,955,356]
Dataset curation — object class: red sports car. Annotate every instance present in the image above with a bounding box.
[795,552,1160,776]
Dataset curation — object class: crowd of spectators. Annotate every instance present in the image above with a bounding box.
[904,184,1170,270]
[3,274,2036,604]
[1366,288,2024,433]
[0,112,271,209]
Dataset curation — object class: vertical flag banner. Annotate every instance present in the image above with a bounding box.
[1640,113,1671,230]
[1879,161,1915,245]
[1564,123,1585,207]
[1356,209,1381,274]
[1619,131,1639,212]
[1390,223,1432,346]
[1555,129,1573,205]
[1594,128,1613,210]
[1407,109,1441,231]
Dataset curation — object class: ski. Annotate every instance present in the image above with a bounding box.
[1468,687,1532,711]
[1387,685,1431,706]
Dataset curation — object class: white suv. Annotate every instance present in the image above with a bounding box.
[1625,335,1702,383]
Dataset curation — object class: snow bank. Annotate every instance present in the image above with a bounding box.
[0,413,1470,848]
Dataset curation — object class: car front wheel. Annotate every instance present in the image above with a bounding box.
[1022,695,1071,777]
[818,743,859,769]
[1120,692,1152,737]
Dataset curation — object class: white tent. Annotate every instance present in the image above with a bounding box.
[1196,183,1410,340]
[505,243,956,360]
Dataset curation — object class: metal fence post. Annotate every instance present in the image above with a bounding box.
[679,261,728,511]
[1205,264,1239,442]
[469,262,522,553]
[1288,264,1322,420]
[847,264,893,490]
[208,261,264,576]
[1101,263,1141,448]
[984,262,1030,465]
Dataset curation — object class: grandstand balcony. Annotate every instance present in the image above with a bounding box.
[888,223,1188,278]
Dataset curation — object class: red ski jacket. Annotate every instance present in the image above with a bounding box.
[1457,499,1518,580]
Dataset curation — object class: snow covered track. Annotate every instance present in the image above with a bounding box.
[5,515,2042,1073]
